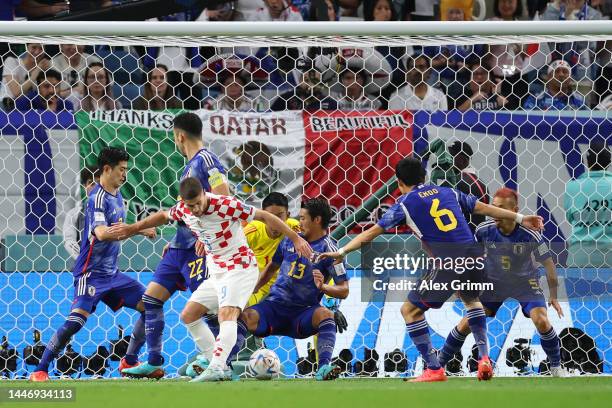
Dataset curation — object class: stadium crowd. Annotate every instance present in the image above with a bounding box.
[0,0,611,112]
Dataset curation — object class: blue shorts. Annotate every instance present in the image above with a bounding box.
[480,277,546,318]
[152,248,207,294]
[408,266,485,311]
[73,272,145,314]
[249,300,319,339]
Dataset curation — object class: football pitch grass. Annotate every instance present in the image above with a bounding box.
[1,377,610,408]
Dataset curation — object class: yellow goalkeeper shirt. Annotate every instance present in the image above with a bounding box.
[244,218,300,304]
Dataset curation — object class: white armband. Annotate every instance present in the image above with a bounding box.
[515,213,525,224]
[338,247,347,256]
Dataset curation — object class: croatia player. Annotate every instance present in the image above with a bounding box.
[321,157,544,382]
[437,188,566,376]
[117,177,313,381]
[30,147,156,382]
[229,197,349,381]
[120,112,229,378]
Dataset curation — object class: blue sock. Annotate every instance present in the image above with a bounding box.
[226,319,248,366]
[143,294,165,366]
[539,327,561,368]
[124,312,145,365]
[36,311,87,372]
[317,318,336,367]
[406,319,440,370]
[466,308,488,359]
[439,326,467,367]
[204,314,220,338]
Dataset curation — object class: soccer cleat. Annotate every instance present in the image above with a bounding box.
[315,364,341,381]
[186,355,210,378]
[550,366,569,378]
[190,365,232,382]
[407,367,447,383]
[29,371,50,382]
[118,358,140,377]
[477,357,494,381]
[121,362,164,379]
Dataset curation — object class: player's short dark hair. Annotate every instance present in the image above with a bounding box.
[587,139,611,171]
[179,177,203,200]
[395,157,426,187]
[97,147,129,171]
[262,192,289,210]
[80,165,98,185]
[36,68,62,84]
[448,141,474,158]
[173,112,203,139]
[301,197,332,228]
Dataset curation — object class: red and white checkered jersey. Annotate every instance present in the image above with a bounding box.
[168,193,257,273]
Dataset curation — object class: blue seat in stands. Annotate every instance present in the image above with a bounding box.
[114,83,142,110]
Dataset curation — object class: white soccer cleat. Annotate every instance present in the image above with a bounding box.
[550,366,569,377]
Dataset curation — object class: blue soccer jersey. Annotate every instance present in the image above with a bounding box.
[266,235,348,308]
[475,220,552,281]
[170,148,226,249]
[377,184,478,249]
[73,184,126,278]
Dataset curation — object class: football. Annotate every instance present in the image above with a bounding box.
[249,349,281,380]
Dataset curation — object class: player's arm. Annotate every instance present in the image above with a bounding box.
[319,224,385,264]
[208,166,230,196]
[108,210,171,240]
[63,205,81,258]
[254,209,313,259]
[473,201,544,231]
[318,276,349,299]
[254,261,280,293]
[542,257,564,318]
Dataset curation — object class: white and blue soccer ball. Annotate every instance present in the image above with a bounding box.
[249,349,281,380]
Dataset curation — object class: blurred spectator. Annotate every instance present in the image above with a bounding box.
[564,140,611,268]
[133,65,182,110]
[0,0,20,20]
[203,71,261,111]
[523,59,586,110]
[309,0,338,20]
[541,0,603,20]
[527,0,549,17]
[333,67,382,110]
[364,0,398,20]
[197,1,238,21]
[440,0,472,20]
[594,40,612,108]
[400,0,437,20]
[448,140,489,232]
[14,69,74,112]
[16,0,69,19]
[249,0,304,21]
[1,43,49,103]
[597,94,612,110]
[271,62,337,111]
[453,62,507,111]
[70,62,119,112]
[388,54,448,111]
[486,0,549,109]
[50,44,100,99]
[63,166,98,260]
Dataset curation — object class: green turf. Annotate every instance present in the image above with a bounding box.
[1,377,610,408]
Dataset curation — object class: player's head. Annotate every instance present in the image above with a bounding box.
[395,157,426,192]
[299,197,331,238]
[180,176,207,216]
[586,139,610,171]
[97,147,129,189]
[448,141,474,171]
[262,192,290,239]
[80,165,99,195]
[493,187,519,229]
[173,112,203,157]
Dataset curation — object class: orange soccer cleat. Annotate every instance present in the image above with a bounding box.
[477,357,494,381]
[118,358,140,376]
[29,371,50,382]
[407,367,447,383]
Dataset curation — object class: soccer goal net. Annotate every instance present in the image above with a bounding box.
[0,21,609,379]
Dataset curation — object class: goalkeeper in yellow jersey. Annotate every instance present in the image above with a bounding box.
[244,192,300,306]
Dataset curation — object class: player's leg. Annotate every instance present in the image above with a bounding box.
[527,305,563,376]
[180,284,216,378]
[292,306,340,381]
[461,294,493,381]
[400,297,446,382]
[31,274,103,381]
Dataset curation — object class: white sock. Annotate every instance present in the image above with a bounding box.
[211,320,237,368]
[185,319,215,360]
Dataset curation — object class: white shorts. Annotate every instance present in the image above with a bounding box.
[188,265,259,312]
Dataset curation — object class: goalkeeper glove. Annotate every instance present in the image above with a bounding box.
[334,309,348,334]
